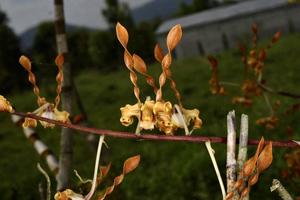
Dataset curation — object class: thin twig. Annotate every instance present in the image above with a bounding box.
[270,179,293,200]
[9,112,300,148]
[205,141,226,199]
[263,93,274,115]
[37,163,51,200]
[219,81,240,87]
[259,83,300,99]
[226,111,237,196]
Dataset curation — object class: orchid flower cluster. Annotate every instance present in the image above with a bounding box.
[208,24,282,129]
[116,22,202,135]
[19,55,70,128]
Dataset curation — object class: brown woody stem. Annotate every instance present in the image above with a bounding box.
[9,111,300,148]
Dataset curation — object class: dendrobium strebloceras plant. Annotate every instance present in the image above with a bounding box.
[19,55,70,128]
[116,22,202,135]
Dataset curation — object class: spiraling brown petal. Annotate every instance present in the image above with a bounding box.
[166,24,182,51]
[123,155,140,174]
[133,54,147,74]
[257,142,273,172]
[248,172,259,186]
[154,44,164,63]
[116,22,129,48]
[19,55,32,71]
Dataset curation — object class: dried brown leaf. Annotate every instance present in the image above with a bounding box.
[154,44,164,63]
[116,22,129,48]
[166,24,182,51]
[123,155,140,174]
[19,55,32,71]
[133,54,147,74]
[257,142,273,172]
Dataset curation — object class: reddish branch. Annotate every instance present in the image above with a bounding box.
[12,111,299,148]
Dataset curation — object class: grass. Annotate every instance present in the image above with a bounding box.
[1,32,300,199]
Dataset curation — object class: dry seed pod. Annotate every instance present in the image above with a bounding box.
[257,142,273,172]
[166,24,182,51]
[154,44,164,63]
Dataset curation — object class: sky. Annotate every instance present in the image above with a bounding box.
[0,0,152,35]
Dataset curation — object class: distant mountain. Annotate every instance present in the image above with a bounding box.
[19,24,94,51]
[132,0,193,23]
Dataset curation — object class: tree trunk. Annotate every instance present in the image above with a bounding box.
[53,0,73,191]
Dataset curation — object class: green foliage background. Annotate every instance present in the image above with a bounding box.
[0,33,300,199]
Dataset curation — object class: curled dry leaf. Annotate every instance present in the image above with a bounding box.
[154,44,164,63]
[19,55,32,71]
[133,54,147,74]
[257,142,273,172]
[166,24,182,51]
[116,22,129,48]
